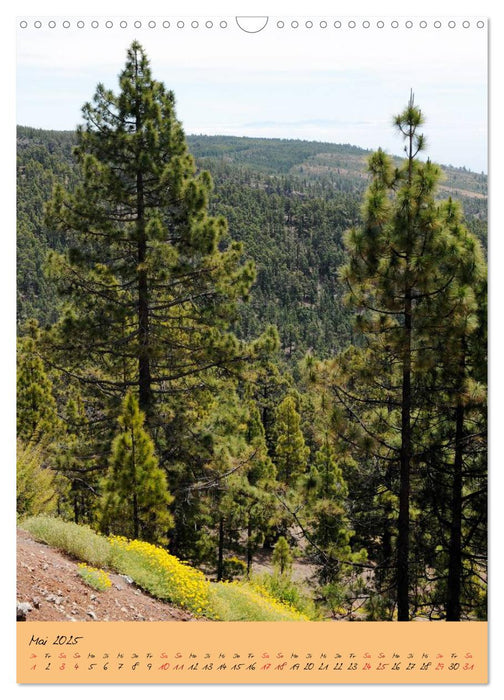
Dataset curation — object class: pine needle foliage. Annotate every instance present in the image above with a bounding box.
[99,391,174,543]
[336,93,486,620]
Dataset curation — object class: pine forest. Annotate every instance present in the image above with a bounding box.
[17,42,487,622]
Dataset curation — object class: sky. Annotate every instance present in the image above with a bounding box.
[16,15,488,172]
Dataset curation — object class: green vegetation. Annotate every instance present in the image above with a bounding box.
[273,397,309,487]
[99,392,174,543]
[209,580,310,622]
[16,322,60,442]
[16,438,57,517]
[17,44,487,621]
[77,564,112,591]
[332,93,487,620]
[22,515,112,567]
[272,536,293,576]
[17,132,486,361]
[20,516,309,621]
[251,572,319,620]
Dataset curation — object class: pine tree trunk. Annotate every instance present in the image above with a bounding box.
[380,515,393,588]
[137,169,152,415]
[131,426,139,539]
[73,489,79,524]
[382,434,394,588]
[133,492,139,539]
[247,518,253,577]
[446,400,464,620]
[217,517,225,581]
[397,290,412,621]
[397,120,415,623]
[134,57,152,416]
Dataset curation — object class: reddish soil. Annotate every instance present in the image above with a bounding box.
[16,528,194,622]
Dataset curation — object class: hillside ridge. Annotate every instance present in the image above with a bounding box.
[16,528,194,622]
[17,125,487,178]
[16,126,487,358]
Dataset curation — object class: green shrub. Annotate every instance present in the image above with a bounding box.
[108,535,211,616]
[252,572,319,619]
[77,564,112,591]
[20,516,314,621]
[221,556,247,581]
[272,536,293,576]
[16,439,57,517]
[209,580,310,621]
[320,581,350,618]
[21,516,112,568]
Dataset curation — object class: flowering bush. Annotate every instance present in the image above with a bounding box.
[77,563,112,591]
[109,535,211,617]
[22,517,315,621]
[250,573,319,619]
[246,580,310,620]
[210,580,311,621]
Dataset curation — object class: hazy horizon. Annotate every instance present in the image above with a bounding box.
[16,123,487,176]
[17,18,488,172]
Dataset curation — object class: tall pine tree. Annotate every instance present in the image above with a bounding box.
[337,93,486,620]
[44,42,275,542]
[45,41,268,441]
[17,321,60,442]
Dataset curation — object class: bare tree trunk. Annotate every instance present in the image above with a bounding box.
[397,290,412,621]
[247,518,253,577]
[217,517,225,581]
[446,399,464,620]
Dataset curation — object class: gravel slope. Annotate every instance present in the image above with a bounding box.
[16,528,195,622]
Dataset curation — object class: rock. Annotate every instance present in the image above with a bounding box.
[90,594,97,601]
[87,610,97,620]
[119,575,133,585]
[17,602,32,621]
[46,594,64,605]
[114,583,123,591]
[32,598,40,609]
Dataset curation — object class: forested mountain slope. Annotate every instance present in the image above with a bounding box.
[17,127,487,360]
[16,47,487,623]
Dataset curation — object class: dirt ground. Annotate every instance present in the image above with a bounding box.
[16,528,195,622]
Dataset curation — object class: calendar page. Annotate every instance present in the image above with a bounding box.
[15,11,488,685]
